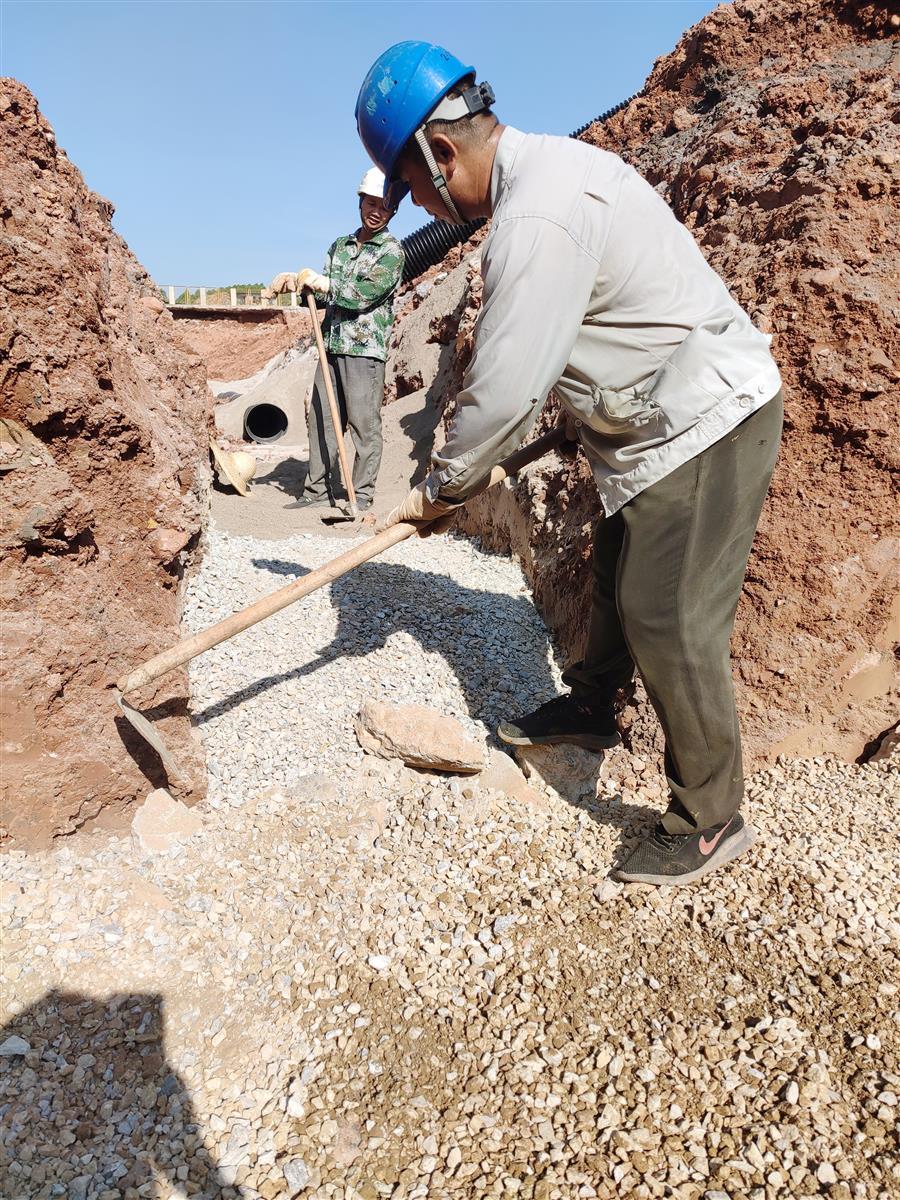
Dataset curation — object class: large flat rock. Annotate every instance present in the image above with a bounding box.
[356,700,485,774]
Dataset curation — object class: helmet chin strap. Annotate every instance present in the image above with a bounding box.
[414,127,464,225]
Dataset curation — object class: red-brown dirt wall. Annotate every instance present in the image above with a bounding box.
[1,80,211,846]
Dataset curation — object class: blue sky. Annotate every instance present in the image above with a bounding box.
[2,0,718,285]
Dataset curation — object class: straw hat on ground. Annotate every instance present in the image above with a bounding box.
[210,440,256,496]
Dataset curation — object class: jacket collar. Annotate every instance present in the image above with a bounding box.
[348,227,393,247]
[490,126,526,213]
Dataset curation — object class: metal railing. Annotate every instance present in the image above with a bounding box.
[158,286,301,308]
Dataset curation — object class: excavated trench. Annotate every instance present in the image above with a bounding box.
[2,6,899,1197]
[17,11,900,912]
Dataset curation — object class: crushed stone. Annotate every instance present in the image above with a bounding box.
[2,521,898,1200]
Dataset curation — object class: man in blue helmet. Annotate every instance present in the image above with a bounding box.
[355,43,783,887]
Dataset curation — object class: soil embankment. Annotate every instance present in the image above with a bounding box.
[388,0,899,764]
[173,310,310,382]
[0,81,210,845]
[1,0,895,848]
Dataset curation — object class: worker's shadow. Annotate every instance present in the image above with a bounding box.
[196,556,659,859]
[255,455,309,498]
[0,990,233,1199]
[197,556,559,735]
[397,362,453,481]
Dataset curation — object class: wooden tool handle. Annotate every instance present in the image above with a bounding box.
[306,289,357,513]
[117,425,565,696]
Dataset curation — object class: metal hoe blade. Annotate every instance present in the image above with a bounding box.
[114,427,566,782]
[115,689,185,782]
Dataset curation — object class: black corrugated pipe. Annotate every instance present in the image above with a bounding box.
[399,94,639,283]
[568,93,639,140]
[401,218,485,284]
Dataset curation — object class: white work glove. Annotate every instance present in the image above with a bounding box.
[267,271,298,296]
[376,481,460,537]
[296,267,329,294]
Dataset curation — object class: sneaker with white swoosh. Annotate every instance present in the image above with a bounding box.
[613,814,755,885]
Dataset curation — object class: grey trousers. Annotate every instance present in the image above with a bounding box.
[304,353,385,504]
[563,393,783,834]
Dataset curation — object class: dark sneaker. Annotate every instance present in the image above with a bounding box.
[614,814,755,885]
[285,495,331,511]
[497,693,620,752]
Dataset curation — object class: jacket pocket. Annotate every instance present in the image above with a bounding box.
[644,318,748,420]
[589,384,660,432]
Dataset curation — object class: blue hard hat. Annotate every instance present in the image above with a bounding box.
[356,41,476,209]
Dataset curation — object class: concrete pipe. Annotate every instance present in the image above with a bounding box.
[214,347,318,449]
[244,402,289,443]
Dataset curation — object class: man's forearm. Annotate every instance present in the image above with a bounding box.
[430,396,545,501]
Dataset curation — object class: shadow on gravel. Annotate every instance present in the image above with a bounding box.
[252,558,314,579]
[196,558,558,731]
[196,556,660,858]
[0,991,232,1198]
[589,790,662,871]
[511,744,661,867]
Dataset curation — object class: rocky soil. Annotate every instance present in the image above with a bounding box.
[387,0,899,766]
[2,522,898,1200]
[580,0,899,762]
[0,80,212,846]
[174,313,311,385]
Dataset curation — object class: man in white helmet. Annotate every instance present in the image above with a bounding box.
[269,168,404,511]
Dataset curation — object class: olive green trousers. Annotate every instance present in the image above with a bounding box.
[304,353,385,506]
[563,393,783,834]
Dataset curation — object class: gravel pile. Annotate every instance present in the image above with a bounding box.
[1,524,898,1200]
[183,525,560,807]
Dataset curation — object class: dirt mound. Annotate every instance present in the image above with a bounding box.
[173,310,311,382]
[392,0,899,764]
[1,81,211,846]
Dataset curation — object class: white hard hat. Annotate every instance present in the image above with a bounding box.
[210,440,256,497]
[358,167,387,199]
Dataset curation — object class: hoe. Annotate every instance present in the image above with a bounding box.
[305,290,358,519]
[115,426,565,778]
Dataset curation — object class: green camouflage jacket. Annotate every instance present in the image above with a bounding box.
[313,229,404,361]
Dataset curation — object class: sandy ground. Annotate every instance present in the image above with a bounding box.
[211,389,441,543]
